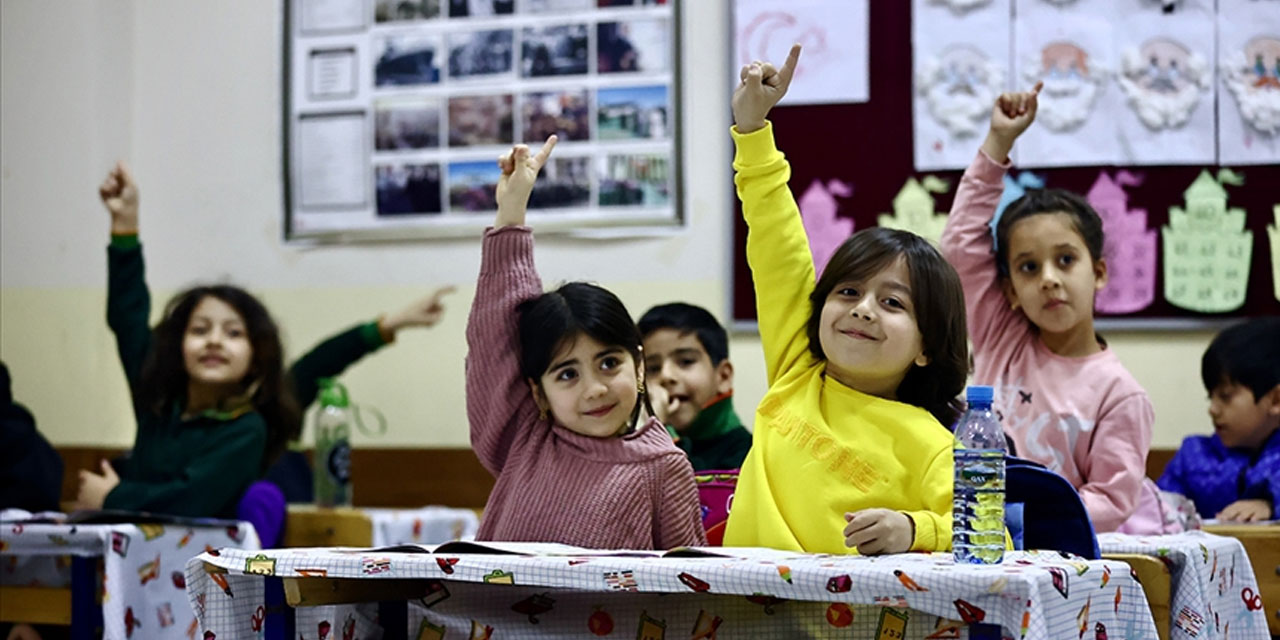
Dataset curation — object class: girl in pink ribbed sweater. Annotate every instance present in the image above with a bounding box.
[465,136,706,549]
[939,86,1155,532]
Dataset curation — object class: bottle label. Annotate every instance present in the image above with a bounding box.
[326,440,352,485]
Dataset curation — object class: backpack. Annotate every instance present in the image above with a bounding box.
[1004,456,1101,559]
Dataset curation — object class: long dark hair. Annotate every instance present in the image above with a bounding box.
[807,228,969,426]
[995,188,1105,278]
[138,285,301,470]
[517,282,655,429]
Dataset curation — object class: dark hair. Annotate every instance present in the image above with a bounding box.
[517,282,654,427]
[138,286,301,471]
[1201,317,1280,399]
[995,188,1105,277]
[807,227,969,426]
[637,303,729,364]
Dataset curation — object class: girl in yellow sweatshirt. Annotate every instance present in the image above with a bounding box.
[724,45,970,555]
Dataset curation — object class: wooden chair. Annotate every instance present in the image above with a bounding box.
[281,505,374,548]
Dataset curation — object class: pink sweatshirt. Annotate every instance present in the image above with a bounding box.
[940,151,1155,533]
[465,226,707,549]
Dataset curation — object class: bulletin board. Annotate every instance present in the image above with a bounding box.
[283,0,682,242]
[730,1,1280,330]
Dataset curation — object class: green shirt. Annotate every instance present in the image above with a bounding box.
[671,394,753,472]
[103,238,388,518]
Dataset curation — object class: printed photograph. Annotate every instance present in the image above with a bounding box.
[448,0,515,18]
[598,153,669,207]
[529,157,591,209]
[375,96,442,150]
[525,0,593,11]
[375,0,441,22]
[598,18,669,73]
[522,89,590,143]
[375,34,442,86]
[521,24,589,78]
[448,29,515,79]
[597,85,669,140]
[448,160,502,211]
[376,163,443,215]
[448,94,514,146]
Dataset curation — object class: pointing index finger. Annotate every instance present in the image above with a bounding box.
[531,134,558,170]
[776,43,803,90]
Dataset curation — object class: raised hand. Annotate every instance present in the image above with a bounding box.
[731,43,802,134]
[98,161,139,235]
[982,82,1042,163]
[494,135,557,228]
[379,285,458,338]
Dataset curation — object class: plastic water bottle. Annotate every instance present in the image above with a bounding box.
[952,385,1007,564]
[314,378,353,507]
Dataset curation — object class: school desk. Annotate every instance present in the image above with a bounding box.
[0,516,259,640]
[282,505,479,548]
[1099,530,1272,640]
[185,545,1161,639]
[1202,523,1280,638]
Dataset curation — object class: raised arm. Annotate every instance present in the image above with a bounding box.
[100,162,152,395]
[731,45,816,384]
[938,86,1040,353]
[465,137,557,475]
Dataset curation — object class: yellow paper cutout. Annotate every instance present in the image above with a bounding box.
[1270,205,1279,303]
[878,177,950,246]
[1162,170,1252,313]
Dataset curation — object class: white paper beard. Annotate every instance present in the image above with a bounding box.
[917,55,1005,137]
[1221,54,1280,135]
[1025,67,1104,131]
[1118,47,1208,129]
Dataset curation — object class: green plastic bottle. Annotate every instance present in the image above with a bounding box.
[313,378,353,507]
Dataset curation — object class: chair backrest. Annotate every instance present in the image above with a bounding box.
[237,480,286,548]
[694,470,738,546]
[1005,456,1100,559]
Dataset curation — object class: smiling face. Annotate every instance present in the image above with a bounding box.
[642,328,733,432]
[182,296,254,392]
[817,256,929,399]
[531,333,641,438]
[1001,212,1108,337]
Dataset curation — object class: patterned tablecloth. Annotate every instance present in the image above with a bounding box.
[1098,531,1271,640]
[186,546,1160,639]
[1,515,259,640]
[363,507,479,547]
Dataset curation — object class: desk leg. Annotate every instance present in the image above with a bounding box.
[378,601,407,639]
[69,557,101,640]
[264,577,295,640]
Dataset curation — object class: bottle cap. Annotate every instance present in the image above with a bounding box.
[318,378,350,408]
[965,385,993,406]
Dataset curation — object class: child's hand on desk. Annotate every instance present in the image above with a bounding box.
[843,508,913,555]
[73,460,120,511]
[1216,499,1272,523]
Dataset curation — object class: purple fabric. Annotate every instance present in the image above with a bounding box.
[237,480,285,547]
[1157,430,1280,519]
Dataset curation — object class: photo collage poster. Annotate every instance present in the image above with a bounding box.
[288,0,678,241]
[912,0,1280,171]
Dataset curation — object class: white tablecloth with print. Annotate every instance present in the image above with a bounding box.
[186,546,1159,639]
[363,507,478,546]
[1,516,259,640]
[1099,531,1271,639]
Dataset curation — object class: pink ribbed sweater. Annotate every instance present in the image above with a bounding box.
[465,226,707,550]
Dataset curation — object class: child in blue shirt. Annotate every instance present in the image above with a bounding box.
[1158,317,1280,522]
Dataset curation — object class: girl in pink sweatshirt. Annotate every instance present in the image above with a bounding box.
[939,85,1154,533]
[465,136,706,549]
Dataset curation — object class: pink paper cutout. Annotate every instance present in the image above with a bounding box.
[1087,171,1157,314]
[798,178,855,278]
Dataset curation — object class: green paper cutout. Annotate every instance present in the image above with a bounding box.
[877,176,950,246]
[1269,205,1279,303]
[1162,170,1252,313]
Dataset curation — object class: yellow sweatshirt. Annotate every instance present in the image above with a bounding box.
[722,122,955,554]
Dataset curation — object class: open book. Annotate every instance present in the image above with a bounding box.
[367,540,808,562]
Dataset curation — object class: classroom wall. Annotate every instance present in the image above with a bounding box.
[0,0,1215,451]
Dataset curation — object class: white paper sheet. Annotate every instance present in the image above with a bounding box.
[297,0,365,35]
[1112,0,1216,165]
[1216,0,1280,165]
[733,0,869,105]
[308,47,358,100]
[912,0,1011,170]
[1014,0,1123,168]
[297,112,368,210]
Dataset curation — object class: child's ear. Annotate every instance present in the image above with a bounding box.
[1264,384,1280,416]
[914,352,930,368]
[527,378,548,413]
[1093,258,1109,291]
[715,359,735,395]
[1000,277,1020,311]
